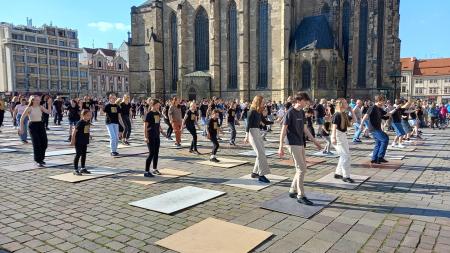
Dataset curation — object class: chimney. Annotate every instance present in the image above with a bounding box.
[107,43,113,50]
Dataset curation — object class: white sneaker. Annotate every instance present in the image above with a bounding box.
[397,144,405,148]
[391,143,397,147]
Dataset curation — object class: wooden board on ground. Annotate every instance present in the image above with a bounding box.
[0,148,17,153]
[353,160,403,170]
[261,191,338,219]
[44,149,77,157]
[178,148,211,156]
[314,172,370,189]
[126,169,191,185]
[2,159,72,172]
[49,167,128,183]
[223,174,288,191]
[367,153,405,160]
[129,186,225,214]
[387,146,416,152]
[197,157,248,168]
[155,217,272,253]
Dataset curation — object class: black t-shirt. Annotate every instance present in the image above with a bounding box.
[322,122,331,137]
[306,115,313,127]
[332,113,348,132]
[283,107,305,146]
[362,106,369,114]
[316,104,325,118]
[242,108,249,119]
[131,104,137,112]
[200,104,208,117]
[366,106,387,131]
[392,107,403,123]
[227,109,236,123]
[53,100,63,112]
[82,101,91,110]
[120,102,131,116]
[145,111,161,138]
[104,103,120,124]
[208,118,219,136]
[329,104,335,115]
[185,110,197,128]
[75,120,90,145]
[68,105,80,121]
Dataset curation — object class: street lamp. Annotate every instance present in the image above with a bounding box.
[389,71,402,101]
[21,47,30,93]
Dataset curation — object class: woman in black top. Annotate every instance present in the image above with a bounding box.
[71,109,92,175]
[227,102,237,145]
[144,99,167,177]
[67,99,80,142]
[244,96,271,183]
[162,102,173,140]
[104,94,123,156]
[182,102,200,154]
[120,95,133,145]
[207,109,221,162]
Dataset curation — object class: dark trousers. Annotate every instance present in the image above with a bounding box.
[29,122,48,163]
[187,125,198,151]
[0,110,4,126]
[93,110,98,121]
[146,138,160,172]
[54,112,62,125]
[122,115,132,139]
[211,134,219,155]
[218,113,223,126]
[430,117,438,129]
[165,119,173,138]
[42,113,49,128]
[229,121,236,143]
[74,144,87,171]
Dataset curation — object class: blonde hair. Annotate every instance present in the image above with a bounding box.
[28,95,36,106]
[335,98,350,130]
[115,98,122,104]
[250,95,264,113]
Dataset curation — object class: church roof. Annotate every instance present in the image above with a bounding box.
[290,15,335,52]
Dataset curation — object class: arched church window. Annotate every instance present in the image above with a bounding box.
[195,7,209,71]
[376,0,385,87]
[342,1,351,87]
[321,3,330,15]
[171,13,178,91]
[228,1,238,89]
[318,61,327,88]
[302,61,311,89]
[258,0,269,88]
[357,0,368,88]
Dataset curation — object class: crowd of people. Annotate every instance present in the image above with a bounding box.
[0,92,449,206]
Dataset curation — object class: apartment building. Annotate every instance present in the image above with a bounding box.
[401,57,450,104]
[0,21,88,96]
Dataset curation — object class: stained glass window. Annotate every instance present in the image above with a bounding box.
[258,0,268,88]
[302,61,311,89]
[171,13,178,91]
[195,7,209,71]
[228,1,238,89]
[357,0,368,88]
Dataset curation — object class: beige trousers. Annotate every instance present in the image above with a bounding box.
[287,145,307,197]
[248,128,270,176]
[332,130,351,178]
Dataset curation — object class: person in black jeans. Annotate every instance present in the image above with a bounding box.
[182,102,200,154]
[53,96,64,125]
[162,102,173,140]
[227,102,237,145]
[120,95,132,145]
[208,109,221,162]
[71,109,92,175]
[144,99,167,177]
[40,94,50,130]
[67,99,81,142]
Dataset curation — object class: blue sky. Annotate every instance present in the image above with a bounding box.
[0,0,449,58]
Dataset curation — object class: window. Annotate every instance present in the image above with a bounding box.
[376,0,385,88]
[71,71,78,77]
[171,12,178,91]
[25,35,36,42]
[69,42,78,48]
[258,0,269,88]
[49,39,57,45]
[15,66,25,73]
[61,70,69,77]
[29,67,37,74]
[402,76,407,83]
[318,61,327,88]
[429,87,438,94]
[70,52,78,58]
[58,30,66,37]
[49,49,58,56]
[97,61,102,68]
[39,68,48,74]
[39,58,48,64]
[59,51,68,57]
[302,61,311,89]
[357,0,368,88]
[60,60,68,66]
[28,47,37,54]
[13,55,25,62]
[194,7,209,71]
[59,40,66,47]
[38,48,47,54]
[68,31,76,39]
[70,61,78,67]
[415,79,423,84]
[37,37,47,43]
[228,1,238,89]
[342,1,351,88]
[401,86,406,93]
[12,33,23,40]
[415,87,424,94]
[50,69,58,75]
[118,63,123,70]
[444,87,450,94]
[27,56,37,64]
[80,71,88,78]
[430,79,437,83]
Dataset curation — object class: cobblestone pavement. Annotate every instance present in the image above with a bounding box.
[0,113,449,253]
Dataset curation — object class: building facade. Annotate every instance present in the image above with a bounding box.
[0,21,88,96]
[79,43,129,97]
[400,57,450,104]
[129,0,401,101]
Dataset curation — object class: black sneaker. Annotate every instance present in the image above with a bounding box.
[343,177,355,183]
[152,169,161,175]
[111,152,119,157]
[288,192,297,198]
[334,174,343,179]
[189,150,194,153]
[144,172,154,177]
[80,168,91,174]
[251,173,259,178]
[378,158,389,163]
[73,170,82,176]
[258,175,271,183]
[210,157,220,163]
[297,196,314,206]
[36,163,45,168]
[370,160,380,164]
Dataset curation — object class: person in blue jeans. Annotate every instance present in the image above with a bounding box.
[14,98,29,143]
[352,100,364,143]
[361,95,398,164]
[103,94,124,156]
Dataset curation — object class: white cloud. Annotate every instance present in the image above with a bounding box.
[88,22,131,32]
